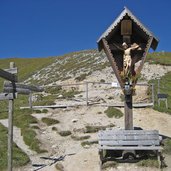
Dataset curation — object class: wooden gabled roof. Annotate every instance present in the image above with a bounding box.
[97,7,159,51]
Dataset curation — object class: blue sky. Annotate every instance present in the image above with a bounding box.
[0,0,170,58]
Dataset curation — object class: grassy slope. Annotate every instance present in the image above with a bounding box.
[0,57,55,169]
[0,50,170,169]
[147,52,171,114]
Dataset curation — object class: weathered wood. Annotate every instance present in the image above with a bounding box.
[98,135,159,140]
[99,146,162,150]
[98,130,161,151]
[99,140,160,146]
[102,38,124,89]
[99,130,158,135]
[124,94,133,130]
[4,67,18,74]
[8,62,15,171]
[0,69,17,82]
[4,87,31,95]
[4,82,43,92]
[0,93,15,100]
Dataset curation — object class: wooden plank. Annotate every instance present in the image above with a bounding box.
[0,69,17,82]
[4,68,18,74]
[98,135,159,140]
[99,130,158,135]
[4,82,43,92]
[4,87,31,95]
[99,145,162,150]
[0,93,15,100]
[20,105,67,109]
[99,140,160,146]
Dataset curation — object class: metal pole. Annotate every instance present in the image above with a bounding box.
[8,62,15,171]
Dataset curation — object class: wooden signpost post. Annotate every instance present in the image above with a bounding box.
[0,62,43,171]
[0,62,17,171]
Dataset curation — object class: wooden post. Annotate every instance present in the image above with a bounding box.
[8,62,15,171]
[86,82,89,106]
[29,92,33,109]
[124,94,133,130]
[151,84,155,107]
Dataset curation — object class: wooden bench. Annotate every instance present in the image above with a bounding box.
[98,129,163,165]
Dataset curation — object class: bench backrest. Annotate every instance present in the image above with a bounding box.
[98,130,160,146]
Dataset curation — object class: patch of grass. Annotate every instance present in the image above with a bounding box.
[14,109,47,153]
[81,140,98,147]
[137,159,159,168]
[61,90,81,99]
[55,163,64,171]
[35,110,42,113]
[149,71,171,114]
[102,161,118,169]
[71,135,90,141]
[42,117,60,126]
[31,125,40,129]
[42,109,49,113]
[58,131,72,136]
[75,73,88,81]
[85,124,115,133]
[0,123,30,170]
[104,107,123,118]
[52,127,58,131]
[163,138,171,154]
[33,94,56,106]
[147,52,171,66]
[45,86,62,94]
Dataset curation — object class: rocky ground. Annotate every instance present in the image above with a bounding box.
[1,62,171,171]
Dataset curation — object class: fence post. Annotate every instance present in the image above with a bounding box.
[151,84,155,107]
[8,62,15,171]
[86,82,89,106]
[29,92,33,109]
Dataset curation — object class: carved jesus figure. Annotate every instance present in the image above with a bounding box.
[122,42,140,76]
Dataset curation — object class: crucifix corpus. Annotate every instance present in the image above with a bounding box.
[97,7,158,130]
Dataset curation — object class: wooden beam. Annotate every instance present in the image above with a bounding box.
[0,93,15,100]
[0,69,17,82]
[4,67,18,74]
[3,87,31,95]
[102,38,124,89]
[4,82,44,92]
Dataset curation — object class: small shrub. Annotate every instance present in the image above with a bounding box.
[104,107,123,118]
[52,127,58,131]
[75,73,88,81]
[42,109,48,113]
[85,125,106,133]
[97,111,102,114]
[55,163,64,171]
[81,140,98,147]
[137,159,159,168]
[31,125,40,129]
[100,79,105,83]
[45,86,62,94]
[35,110,42,113]
[102,161,118,169]
[42,117,60,126]
[71,135,90,141]
[163,138,171,154]
[59,131,72,136]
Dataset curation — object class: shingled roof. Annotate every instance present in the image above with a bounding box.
[97,7,159,51]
